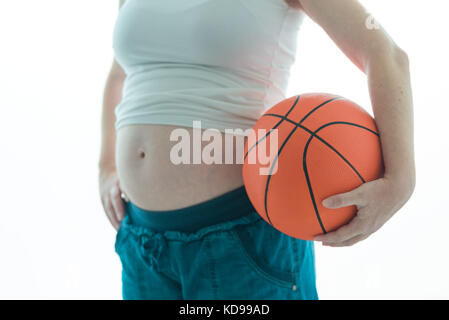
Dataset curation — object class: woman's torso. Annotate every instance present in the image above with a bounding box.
[116,125,246,210]
[113,0,304,210]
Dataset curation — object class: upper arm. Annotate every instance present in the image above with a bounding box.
[296,0,405,72]
[110,0,126,79]
[110,59,126,80]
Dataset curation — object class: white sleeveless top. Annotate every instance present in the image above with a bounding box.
[113,0,305,132]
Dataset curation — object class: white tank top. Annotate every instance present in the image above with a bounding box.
[113,0,305,132]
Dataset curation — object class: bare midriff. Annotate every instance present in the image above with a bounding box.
[116,124,246,211]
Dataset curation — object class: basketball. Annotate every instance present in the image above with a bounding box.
[242,93,384,240]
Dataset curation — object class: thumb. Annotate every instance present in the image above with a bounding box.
[322,187,364,209]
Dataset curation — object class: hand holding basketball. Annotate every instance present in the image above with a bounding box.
[243,93,415,245]
[243,93,384,240]
[315,175,415,246]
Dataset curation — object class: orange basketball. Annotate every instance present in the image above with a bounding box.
[242,93,384,240]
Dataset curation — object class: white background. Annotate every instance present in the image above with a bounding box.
[0,1,447,299]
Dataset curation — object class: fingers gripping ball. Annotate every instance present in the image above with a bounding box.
[242,93,384,240]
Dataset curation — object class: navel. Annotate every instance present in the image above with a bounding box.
[138,147,146,159]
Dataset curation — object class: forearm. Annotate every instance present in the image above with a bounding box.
[366,47,415,190]
[99,66,125,171]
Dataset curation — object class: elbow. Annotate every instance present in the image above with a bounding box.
[366,42,410,73]
[392,45,410,70]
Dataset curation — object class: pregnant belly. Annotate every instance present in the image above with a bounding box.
[116,124,245,211]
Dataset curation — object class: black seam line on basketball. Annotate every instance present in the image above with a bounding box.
[299,97,344,124]
[264,125,301,226]
[302,135,327,234]
[244,95,300,160]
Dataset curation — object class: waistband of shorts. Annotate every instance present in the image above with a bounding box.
[125,186,257,233]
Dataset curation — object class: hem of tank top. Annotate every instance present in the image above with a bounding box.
[114,119,255,136]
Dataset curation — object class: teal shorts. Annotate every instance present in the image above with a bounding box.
[114,186,318,300]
